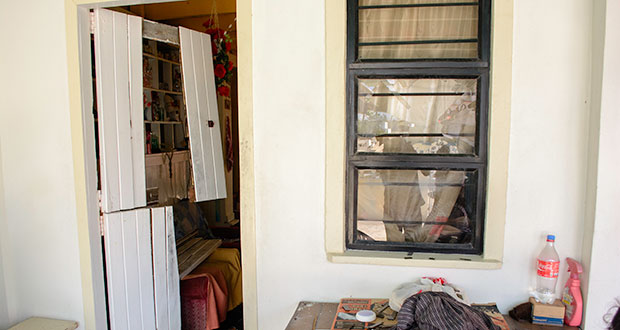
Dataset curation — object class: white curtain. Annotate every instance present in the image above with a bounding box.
[358,0,478,59]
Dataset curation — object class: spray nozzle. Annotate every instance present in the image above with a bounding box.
[566,257,583,279]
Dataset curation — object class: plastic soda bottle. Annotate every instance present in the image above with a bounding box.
[536,234,560,304]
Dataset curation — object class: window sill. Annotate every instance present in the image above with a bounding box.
[327,250,502,269]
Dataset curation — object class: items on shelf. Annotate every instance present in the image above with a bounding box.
[173,68,182,92]
[143,58,153,88]
[143,39,188,155]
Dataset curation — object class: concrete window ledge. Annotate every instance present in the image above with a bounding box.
[327,251,502,270]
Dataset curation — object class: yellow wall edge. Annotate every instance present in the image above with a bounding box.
[328,252,502,270]
[236,0,259,328]
[64,1,101,329]
[483,0,514,262]
[324,0,347,254]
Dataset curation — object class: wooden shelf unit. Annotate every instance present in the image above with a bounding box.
[143,52,181,65]
[143,38,187,155]
[145,120,182,124]
[144,87,183,95]
[143,39,192,207]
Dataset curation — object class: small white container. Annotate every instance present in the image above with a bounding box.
[355,310,376,323]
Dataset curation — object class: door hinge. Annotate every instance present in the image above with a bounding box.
[98,190,105,236]
[90,11,95,34]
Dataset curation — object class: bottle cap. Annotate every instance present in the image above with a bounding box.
[356,310,376,323]
[547,234,555,241]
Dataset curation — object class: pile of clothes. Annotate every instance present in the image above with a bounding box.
[390,278,500,330]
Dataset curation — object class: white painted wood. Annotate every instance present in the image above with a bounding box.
[122,209,157,330]
[143,19,179,45]
[77,6,108,330]
[128,15,147,207]
[177,238,221,279]
[94,9,121,213]
[111,11,135,211]
[165,206,181,329]
[120,211,142,330]
[135,209,157,330]
[151,207,170,330]
[104,209,157,330]
[179,27,227,201]
[150,206,181,330]
[94,8,146,212]
[103,212,129,330]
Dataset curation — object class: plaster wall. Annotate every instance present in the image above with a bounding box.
[0,141,10,329]
[582,1,620,328]
[252,0,592,329]
[0,0,611,329]
[0,0,86,328]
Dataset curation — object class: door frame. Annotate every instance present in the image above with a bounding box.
[63,1,257,329]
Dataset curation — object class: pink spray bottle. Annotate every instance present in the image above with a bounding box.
[561,258,583,326]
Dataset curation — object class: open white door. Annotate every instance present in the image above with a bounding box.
[151,206,181,330]
[103,208,156,330]
[103,206,180,330]
[179,27,227,202]
[94,9,146,213]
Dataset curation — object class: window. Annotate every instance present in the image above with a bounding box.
[345,0,491,255]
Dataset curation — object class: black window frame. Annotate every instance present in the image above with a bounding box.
[345,0,492,255]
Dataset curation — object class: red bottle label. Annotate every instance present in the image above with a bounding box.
[537,259,560,278]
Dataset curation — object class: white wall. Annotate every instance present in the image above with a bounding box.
[0,0,613,329]
[582,1,620,328]
[252,0,594,329]
[0,0,86,328]
[0,141,10,329]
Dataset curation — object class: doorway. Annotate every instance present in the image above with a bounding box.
[68,0,257,329]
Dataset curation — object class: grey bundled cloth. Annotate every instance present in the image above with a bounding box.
[394,292,500,330]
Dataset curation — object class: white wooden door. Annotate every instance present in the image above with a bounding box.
[179,27,227,202]
[103,206,180,330]
[103,209,156,330]
[151,206,181,330]
[94,9,146,213]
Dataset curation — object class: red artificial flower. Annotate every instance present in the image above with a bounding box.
[225,42,232,52]
[211,42,218,55]
[227,61,234,71]
[203,19,214,28]
[217,85,230,97]
[214,64,227,79]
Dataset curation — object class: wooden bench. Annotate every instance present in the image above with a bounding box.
[176,231,221,279]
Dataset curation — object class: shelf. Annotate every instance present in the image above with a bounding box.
[143,52,180,65]
[145,149,190,167]
[144,87,182,95]
[145,120,182,124]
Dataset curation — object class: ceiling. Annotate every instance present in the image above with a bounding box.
[114,0,237,51]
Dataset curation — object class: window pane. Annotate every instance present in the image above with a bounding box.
[357,78,477,155]
[356,168,477,245]
[358,1,479,59]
